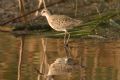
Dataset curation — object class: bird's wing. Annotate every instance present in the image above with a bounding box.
[50,15,80,29]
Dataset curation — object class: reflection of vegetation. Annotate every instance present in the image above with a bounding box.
[0,1,120,80]
[17,36,24,80]
[37,38,49,80]
[0,33,119,80]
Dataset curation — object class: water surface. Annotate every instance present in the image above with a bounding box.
[0,32,120,80]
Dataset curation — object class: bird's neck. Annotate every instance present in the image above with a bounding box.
[45,13,52,20]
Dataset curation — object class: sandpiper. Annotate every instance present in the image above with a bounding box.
[47,58,74,80]
[41,9,82,45]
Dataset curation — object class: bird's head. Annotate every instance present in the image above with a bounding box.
[41,9,51,17]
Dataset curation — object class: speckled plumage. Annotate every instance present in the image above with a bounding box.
[47,58,74,76]
[41,9,82,44]
[41,9,82,32]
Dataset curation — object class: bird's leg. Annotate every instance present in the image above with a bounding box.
[64,34,72,57]
[66,31,70,45]
[64,31,72,57]
[64,32,67,45]
[64,31,70,46]
[64,45,72,58]
[64,45,69,57]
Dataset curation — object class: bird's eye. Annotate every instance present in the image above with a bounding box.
[42,10,46,13]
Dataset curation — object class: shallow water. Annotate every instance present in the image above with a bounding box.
[0,32,120,80]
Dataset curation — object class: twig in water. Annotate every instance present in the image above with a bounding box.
[17,36,24,80]
[37,38,49,80]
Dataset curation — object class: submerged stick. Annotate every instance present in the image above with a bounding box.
[37,38,49,80]
[17,36,24,80]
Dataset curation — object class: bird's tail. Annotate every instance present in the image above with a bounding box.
[75,20,83,27]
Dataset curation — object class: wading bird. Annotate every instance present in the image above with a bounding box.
[41,9,82,45]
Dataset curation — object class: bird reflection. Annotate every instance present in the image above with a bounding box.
[35,57,86,80]
[46,57,75,80]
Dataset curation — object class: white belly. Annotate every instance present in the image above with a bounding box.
[49,22,66,32]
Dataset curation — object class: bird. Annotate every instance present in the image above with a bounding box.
[41,9,83,45]
[46,58,74,80]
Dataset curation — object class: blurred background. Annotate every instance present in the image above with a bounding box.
[0,0,120,80]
